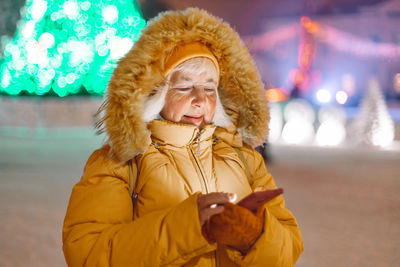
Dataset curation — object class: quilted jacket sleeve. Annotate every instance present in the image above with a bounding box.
[62,146,214,267]
[225,145,304,267]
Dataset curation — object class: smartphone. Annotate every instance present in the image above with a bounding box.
[237,188,284,211]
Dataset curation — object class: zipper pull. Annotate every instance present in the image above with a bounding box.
[197,130,201,155]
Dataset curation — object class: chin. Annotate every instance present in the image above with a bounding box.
[182,121,202,127]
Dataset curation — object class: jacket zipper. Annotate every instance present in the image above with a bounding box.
[189,129,209,194]
[191,129,218,266]
[197,131,201,155]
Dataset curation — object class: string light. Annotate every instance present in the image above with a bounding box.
[0,0,146,97]
[250,17,400,59]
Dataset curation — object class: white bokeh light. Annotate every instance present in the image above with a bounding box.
[268,103,283,143]
[31,0,48,21]
[26,40,48,64]
[317,106,347,146]
[68,41,94,66]
[103,5,119,24]
[316,121,346,146]
[1,69,11,88]
[108,37,133,59]
[282,119,315,144]
[38,32,55,49]
[95,33,106,46]
[282,99,315,144]
[371,117,394,147]
[22,20,35,38]
[336,90,348,105]
[318,106,346,124]
[66,73,76,84]
[316,89,332,103]
[284,99,315,123]
[80,1,91,11]
[63,1,79,19]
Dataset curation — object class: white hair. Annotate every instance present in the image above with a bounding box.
[142,58,232,127]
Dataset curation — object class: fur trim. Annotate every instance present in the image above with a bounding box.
[142,84,168,123]
[212,91,232,127]
[99,8,269,162]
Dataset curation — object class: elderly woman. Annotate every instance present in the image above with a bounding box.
[62,8,303,266]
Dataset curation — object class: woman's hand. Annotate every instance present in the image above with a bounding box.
[197,192,235,227]
[206,203,264,254]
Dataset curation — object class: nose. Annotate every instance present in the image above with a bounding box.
[191,87,206,107]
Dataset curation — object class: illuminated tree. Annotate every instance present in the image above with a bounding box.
[0,0,146,97]
[351,77,394,147]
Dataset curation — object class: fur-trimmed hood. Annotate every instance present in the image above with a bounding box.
[98,8,269,163]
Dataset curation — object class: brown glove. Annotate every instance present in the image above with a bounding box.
[202,203,264,254]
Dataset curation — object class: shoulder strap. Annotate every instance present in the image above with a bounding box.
[233,147,252,183]
[128,157,139,201]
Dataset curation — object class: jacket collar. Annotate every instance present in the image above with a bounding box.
[214,124,243,147]
[149,120,216,147]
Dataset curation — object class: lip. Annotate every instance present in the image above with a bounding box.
[183,115,204,124]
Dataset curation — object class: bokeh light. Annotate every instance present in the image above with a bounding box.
[316,89,332,103]
[266,88,288,103]
[63,1,79,19]
[282,99,315,144]
[316,106,347,146]
[0,0,146,97]
[284,99,315,122]
[316,121,346,146]
[268,103,283,143]
[31,0,47,21]
[371,125,394,147]
[336,90,348,105]
[282,120,315,144]
[394,73,400,93]
[103,5,118,24]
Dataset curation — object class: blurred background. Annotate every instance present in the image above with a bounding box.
[1,0,399,266]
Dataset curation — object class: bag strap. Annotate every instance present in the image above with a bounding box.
[233,147,252,183]
[128,157,139,201]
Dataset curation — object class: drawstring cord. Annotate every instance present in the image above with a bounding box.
[197,130,201,155]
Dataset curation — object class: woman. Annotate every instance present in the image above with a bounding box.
[63,8,303,266]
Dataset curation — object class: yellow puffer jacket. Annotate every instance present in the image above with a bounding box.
[63,8,303,266]
[63,120,303,266]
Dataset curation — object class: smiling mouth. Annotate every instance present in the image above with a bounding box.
[184,115,203,119]
[183,115,204,123]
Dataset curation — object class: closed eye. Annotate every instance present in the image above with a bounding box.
[174,87,192,92]
[205,88,216,94]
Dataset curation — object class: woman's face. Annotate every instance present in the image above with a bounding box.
[161,60,218,128]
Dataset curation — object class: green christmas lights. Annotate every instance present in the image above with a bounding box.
[0,0,146,97]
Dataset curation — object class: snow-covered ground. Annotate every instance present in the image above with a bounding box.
[0,131,399,266]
